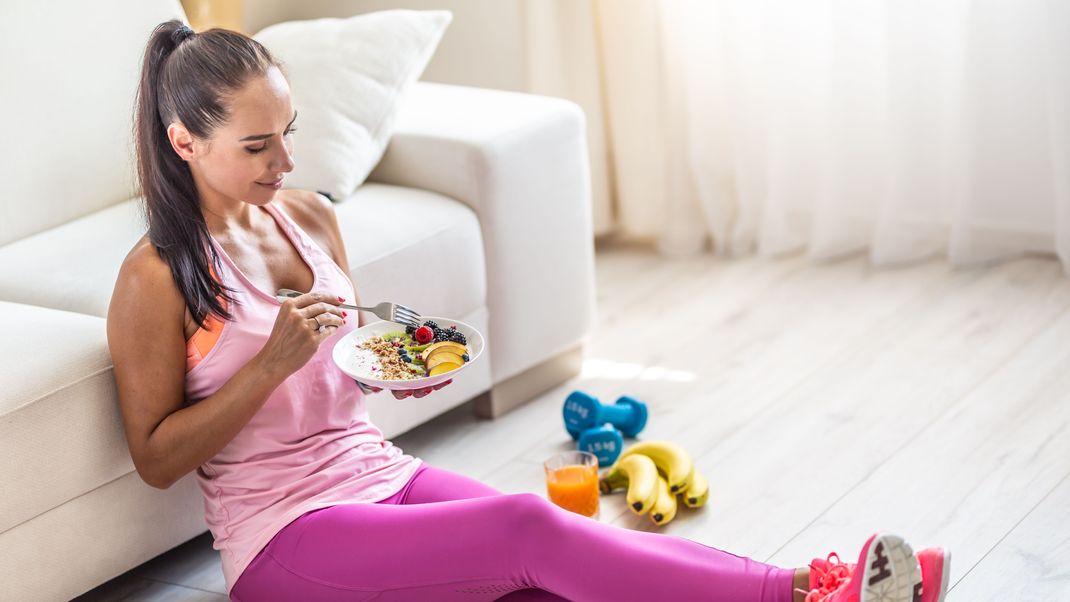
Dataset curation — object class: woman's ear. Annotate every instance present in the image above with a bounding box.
[166,122,197,162]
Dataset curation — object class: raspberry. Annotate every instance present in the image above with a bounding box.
[414,325,434,344]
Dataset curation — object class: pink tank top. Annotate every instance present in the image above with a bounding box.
[183,201,421,593]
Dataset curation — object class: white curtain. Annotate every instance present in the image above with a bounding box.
[525,0,1070,271]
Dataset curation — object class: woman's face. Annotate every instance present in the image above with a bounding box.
[174,65,297,207]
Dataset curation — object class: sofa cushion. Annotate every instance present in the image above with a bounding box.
[0,302,129,535]
[335,183,487,321]
[0,184,486,324]
[0,199,145,318]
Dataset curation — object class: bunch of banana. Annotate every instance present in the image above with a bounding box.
[598,440,710,527]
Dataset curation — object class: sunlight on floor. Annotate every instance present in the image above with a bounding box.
[581,358,697,382]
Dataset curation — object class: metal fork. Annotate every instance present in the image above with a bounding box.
[275,288,422,329]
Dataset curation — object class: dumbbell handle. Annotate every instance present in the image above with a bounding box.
[599,402,633,424]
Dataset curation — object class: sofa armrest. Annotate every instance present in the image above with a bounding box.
[368,82,596,383]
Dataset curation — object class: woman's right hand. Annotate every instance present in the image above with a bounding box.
[255,291,347,378]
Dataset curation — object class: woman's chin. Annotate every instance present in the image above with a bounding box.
[251,185,281,202]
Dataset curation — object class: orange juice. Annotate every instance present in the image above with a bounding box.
[546,464,600,517]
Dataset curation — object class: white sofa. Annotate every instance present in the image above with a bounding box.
[0,1,596,600]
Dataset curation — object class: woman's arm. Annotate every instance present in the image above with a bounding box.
[107,244,289,489]
[108,242,344,488]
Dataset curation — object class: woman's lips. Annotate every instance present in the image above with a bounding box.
[257,178,283,190]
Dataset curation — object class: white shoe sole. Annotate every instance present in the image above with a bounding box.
[860,533,923,602]
[934,550,951,602]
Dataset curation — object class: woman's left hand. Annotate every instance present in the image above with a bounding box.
[358,380,453,399]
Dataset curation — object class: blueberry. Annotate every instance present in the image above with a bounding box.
[462,354,470,362]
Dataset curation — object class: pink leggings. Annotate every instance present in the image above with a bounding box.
[231,463,795,601]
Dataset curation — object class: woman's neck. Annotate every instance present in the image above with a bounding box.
[195,177,264,237]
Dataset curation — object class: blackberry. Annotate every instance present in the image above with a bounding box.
[423,320,439,330]
[433,328,448,343]
[405,323,417,336]
[450,331,467,345]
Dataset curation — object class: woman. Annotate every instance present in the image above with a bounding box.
[106,20,950,602]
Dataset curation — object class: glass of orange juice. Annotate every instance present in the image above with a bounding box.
[543,450,600,518]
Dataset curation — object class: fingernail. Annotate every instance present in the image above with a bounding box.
[342,311,347,317]
[338,296,345,302]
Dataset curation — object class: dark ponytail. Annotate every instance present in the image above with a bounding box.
[133,20,280,329]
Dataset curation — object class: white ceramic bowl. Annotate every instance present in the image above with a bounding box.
[332,316,485,391]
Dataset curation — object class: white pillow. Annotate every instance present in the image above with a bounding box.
[254,10,452,201]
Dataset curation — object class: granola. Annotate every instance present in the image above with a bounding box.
[358,334,423,380]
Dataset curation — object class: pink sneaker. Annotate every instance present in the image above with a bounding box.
[807,546,948,602]
[916,548,950,602]
[798,532,923,602]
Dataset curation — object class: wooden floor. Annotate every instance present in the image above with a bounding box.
[76,243,1070,601]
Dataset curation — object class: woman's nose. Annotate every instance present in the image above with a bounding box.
[272,140,295,174]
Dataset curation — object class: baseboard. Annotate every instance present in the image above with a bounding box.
[473,344,584,419]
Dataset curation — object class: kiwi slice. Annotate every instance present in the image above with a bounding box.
[408,343,432,353]
[380,331,410,342]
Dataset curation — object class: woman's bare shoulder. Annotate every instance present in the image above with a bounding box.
[117,236,175,292]
[276,189,333,231]
[110,235,186,330]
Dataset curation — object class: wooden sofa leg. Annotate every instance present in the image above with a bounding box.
[473,344,585,419]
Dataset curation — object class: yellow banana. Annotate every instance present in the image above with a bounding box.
[601,453,659,515]
[650,475,678,526]
[682,469,709,509]
[618,441,694,494]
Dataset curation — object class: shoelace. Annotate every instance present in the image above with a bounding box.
[793,552,853,602]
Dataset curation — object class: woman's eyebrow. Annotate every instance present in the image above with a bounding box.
[239,111,298,142]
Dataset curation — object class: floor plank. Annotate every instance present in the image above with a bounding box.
[951,471,1070,601]
[131,533,226,595]
[615,256,1070,561]
[73,576,226,602]
[764,307,1070,596]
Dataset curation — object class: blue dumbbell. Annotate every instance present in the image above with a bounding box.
[578,423,624,466]
[563,390,648,440]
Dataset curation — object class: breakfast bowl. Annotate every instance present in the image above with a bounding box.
[332,316,485,392]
